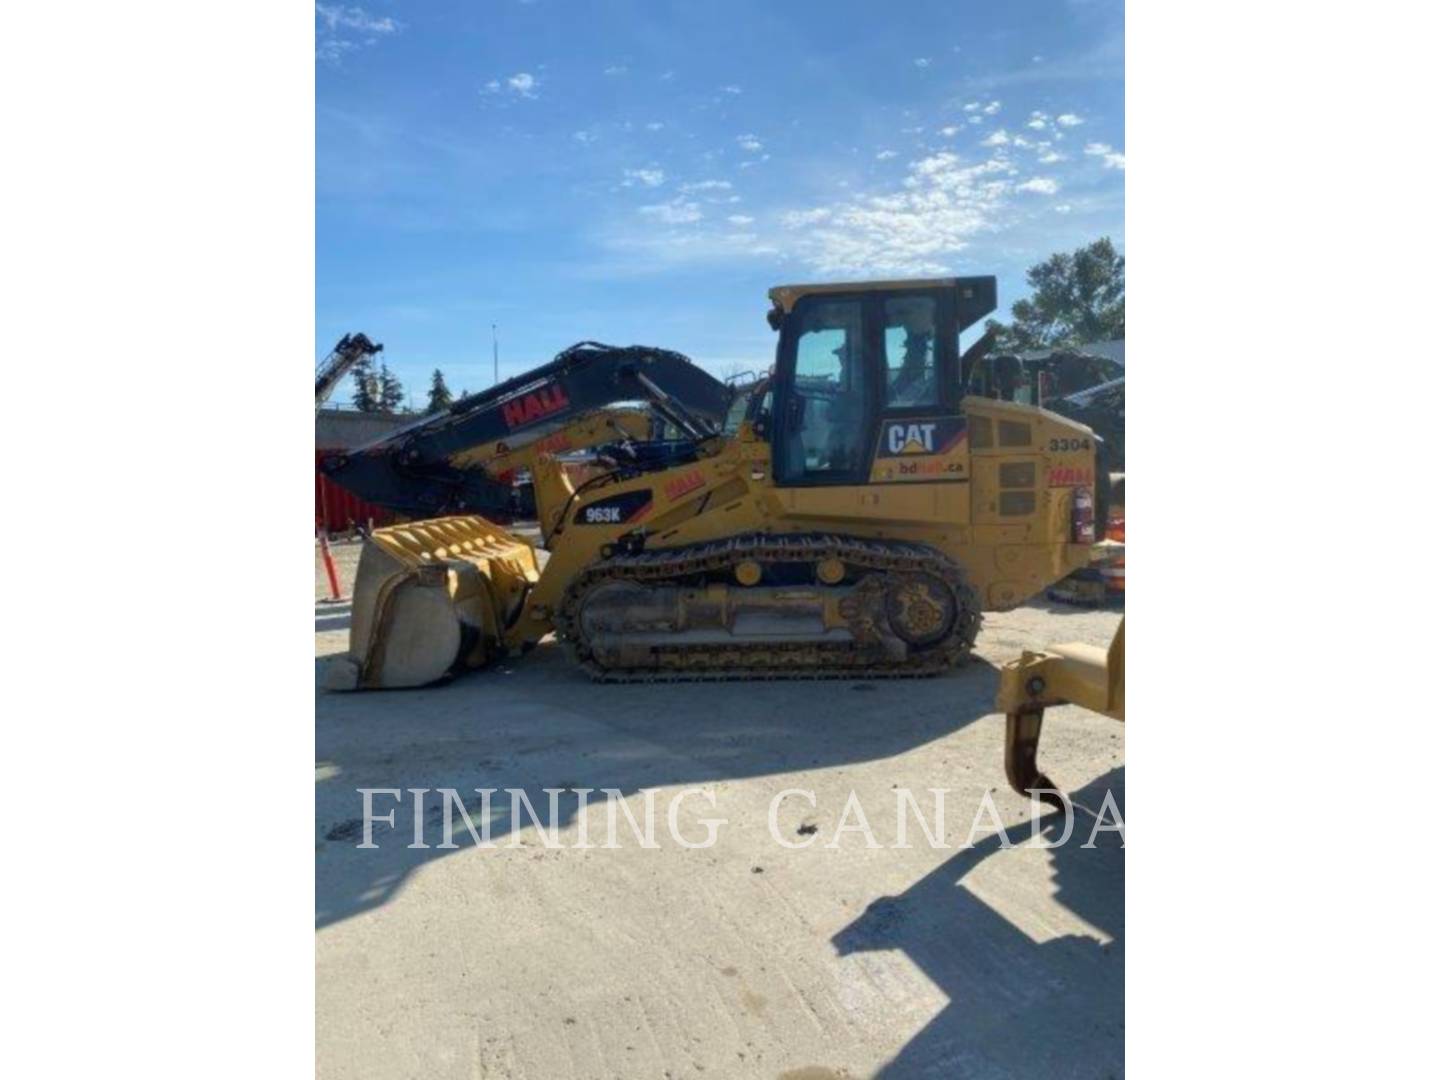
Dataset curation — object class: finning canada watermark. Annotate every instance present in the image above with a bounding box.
[336,786,1124,851]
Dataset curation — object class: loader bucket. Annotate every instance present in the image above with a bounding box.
[322,516,540,691]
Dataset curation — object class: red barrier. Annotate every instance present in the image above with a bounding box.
[316,451,395,535]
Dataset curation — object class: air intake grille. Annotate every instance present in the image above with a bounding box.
[998,420,1031,447]
[999,462,1035,489]
[999,491,1036,516]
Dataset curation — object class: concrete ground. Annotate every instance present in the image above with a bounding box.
[316,537,1124,1079]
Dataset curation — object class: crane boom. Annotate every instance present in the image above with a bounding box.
[315,332,384,412]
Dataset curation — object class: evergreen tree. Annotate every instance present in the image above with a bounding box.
[427,368,454,413]
[350,355,379,412]
[377,362,406,414]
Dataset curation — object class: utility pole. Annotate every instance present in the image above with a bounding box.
[491,323,499,386]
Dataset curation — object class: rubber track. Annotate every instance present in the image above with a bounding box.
[554,532,982,682]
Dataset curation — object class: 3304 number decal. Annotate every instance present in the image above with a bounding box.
[1048,436,1092,452]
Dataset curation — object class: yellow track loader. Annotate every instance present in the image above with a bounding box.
[323,276,1114,689]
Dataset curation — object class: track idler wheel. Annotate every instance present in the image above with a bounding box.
[884,572,958,649]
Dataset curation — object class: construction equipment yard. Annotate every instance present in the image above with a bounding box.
[316,539,1125,1079]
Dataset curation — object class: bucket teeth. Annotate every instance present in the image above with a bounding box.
[334,515,539,690]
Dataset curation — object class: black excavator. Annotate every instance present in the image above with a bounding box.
[319,341,738,523]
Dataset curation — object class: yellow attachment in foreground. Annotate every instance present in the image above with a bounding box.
[323,516,540,691]
[995,619,1124,805]
[995,619,1125,723]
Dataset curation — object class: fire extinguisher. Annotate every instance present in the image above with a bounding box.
[1072,486,1096,544]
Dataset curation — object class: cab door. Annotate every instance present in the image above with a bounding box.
[771,292,878,487]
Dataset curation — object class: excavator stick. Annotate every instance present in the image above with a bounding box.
[322,516,540,691]
[996,619,1124,804]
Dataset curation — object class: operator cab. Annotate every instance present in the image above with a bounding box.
[764,277,997,486]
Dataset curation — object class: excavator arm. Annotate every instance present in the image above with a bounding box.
[320,341,733,521]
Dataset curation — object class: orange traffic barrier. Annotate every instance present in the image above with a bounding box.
[318,529,342,601]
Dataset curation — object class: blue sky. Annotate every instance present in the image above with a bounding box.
[317,0,1123,403]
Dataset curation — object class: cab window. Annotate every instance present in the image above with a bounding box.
[779,298,871,480]
[883,296,939,407]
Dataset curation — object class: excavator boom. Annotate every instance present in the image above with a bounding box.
[320,341,734,521]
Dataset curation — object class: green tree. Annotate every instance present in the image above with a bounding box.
[426,368,454,412]
[986,237,1125,352]
[350,355,379,412]
[377,362,406,414]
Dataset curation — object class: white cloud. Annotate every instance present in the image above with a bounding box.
[968,115,983,125]
[783,207,832,227]
[914,57,931,68]
[640,198,703,224]
[1056,113,1084,127]
[876,149,898,160]
[1084,142,1126,169]
[938,126,961,137]
[318,38,359,63]
[1054,204,1073,214]
[962,101,981,112]
[506,72,538,97]
[316,4,398,34]
[681,179,732,193]
[573,130,598,145]
[1017,177,1059,195]
[727,214,755,225]
[623,168,666,188]
[1027,112,1049,130]
[781,152,1015,274]
[736,134,764,152]
[981,129,1011,147]
[1037,150,1064,164]
[315,4,400,63]
[982,100,1002,115]
[721,85,743,94]
[645,121,665,131]
[604,64,628,76]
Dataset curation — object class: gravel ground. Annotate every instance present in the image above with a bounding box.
[315,535,1124,1079]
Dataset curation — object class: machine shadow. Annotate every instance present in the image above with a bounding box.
[834,768,1125,1078]
[315,641,1008,929]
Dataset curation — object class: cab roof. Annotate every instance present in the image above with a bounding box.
[766,276,993,314]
